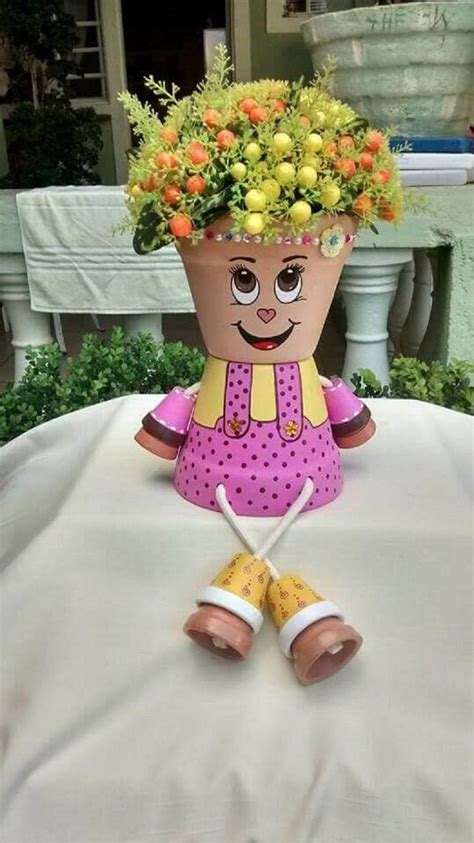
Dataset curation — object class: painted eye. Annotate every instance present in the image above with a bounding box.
[230,265,260,305]
[274,264,303,303]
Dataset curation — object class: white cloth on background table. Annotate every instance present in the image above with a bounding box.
[0,397,472,843]
[15,186,194,314]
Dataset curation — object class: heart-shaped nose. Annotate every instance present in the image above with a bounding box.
[257,308,276,323]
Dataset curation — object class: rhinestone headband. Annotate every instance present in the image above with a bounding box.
[185,224,357,258]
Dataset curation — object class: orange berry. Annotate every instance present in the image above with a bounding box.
[186,174,206,194]
[353,193,373,217]
[324,142,338,157]
[249,106,268,124]
[335,158,357,178]
[187,142,208,166]
[169,214,192,238]
[274,100,287,113]
[373,168,391,184]
[164,184,182,204]
[299,115,311,127]
[216,129,236,149]
[140,174,159,192]
[155,152,179,169]
[379,201,396,221]
[359,152,374,171]
[160,127,178,145]
[203,108,221,129]
[239,97,258,114]
[338,135,355,151]
[365,130,384,153]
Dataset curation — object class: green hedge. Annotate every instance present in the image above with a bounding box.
[0,328,205,446]
[0,327,471,446]
[351,357,473,414]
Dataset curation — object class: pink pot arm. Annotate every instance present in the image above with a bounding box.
[322,377,376,450]
[134,387,196,460]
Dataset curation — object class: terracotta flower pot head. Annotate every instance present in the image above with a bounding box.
[177,213,357,365]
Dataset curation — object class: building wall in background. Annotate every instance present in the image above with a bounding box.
[249,0,313,81]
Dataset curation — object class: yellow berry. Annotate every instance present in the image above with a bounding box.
[131,185,143,198]
[301,155,321,170]
[244,213,265,235]
[320,181,341,207]
[304,133,323,153]
[297,166,318,188]
[260,178,281,202]
[244,142,262,162]
[274,162,296,185]
[230,162,247,181]
[272,132,292,155]
[289,201,312,224]
[314,111,326,127]
[245,189,267,212]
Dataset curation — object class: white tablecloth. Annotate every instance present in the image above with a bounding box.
[0,397,472,843]
[15,187,194,314]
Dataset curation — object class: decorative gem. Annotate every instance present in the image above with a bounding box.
[283,420,299,437]
[320,224,346,258]
[228,415,244,435]
[194,229,356,248]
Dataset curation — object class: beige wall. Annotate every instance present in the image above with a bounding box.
[249,0,313,81]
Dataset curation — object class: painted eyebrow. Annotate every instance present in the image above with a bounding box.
[228,256,256,263]
[282,255,308,263]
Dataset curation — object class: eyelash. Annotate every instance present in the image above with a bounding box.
[228,262,250,277]
[283,263,305,275]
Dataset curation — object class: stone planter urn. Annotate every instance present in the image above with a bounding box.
[302,2,474,136]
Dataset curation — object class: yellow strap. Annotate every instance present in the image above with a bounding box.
[193,356,327,428]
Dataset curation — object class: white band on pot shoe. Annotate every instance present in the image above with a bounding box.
[278,600,343,658]
[197,585,264,634]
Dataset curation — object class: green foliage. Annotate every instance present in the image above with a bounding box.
[1,0,103,187]
[1,0,78,101]
[0,96,103,188]
[0,328,205,446]
[351,357,473,414]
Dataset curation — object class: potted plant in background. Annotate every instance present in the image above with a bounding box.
[118,47,422,685]
[302,1,474,137]
[0,0,102,187]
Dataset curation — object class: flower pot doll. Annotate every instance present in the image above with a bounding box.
[120,48,407,685]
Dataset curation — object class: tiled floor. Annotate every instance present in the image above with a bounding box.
[0,310,345,391]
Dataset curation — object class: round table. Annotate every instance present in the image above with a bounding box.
[1,396,472,843]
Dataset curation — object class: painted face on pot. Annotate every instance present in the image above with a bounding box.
[178,214,357,364]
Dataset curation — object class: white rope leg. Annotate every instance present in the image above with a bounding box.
[216,478,314,581]
[256,478,314,560]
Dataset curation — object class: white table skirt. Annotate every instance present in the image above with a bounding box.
[15,186,194,314]
[0,397,472,843]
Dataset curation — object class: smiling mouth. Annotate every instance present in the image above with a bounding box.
[233,321,298,351]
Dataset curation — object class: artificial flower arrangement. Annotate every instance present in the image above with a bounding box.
[119,48,412,686]
[119,48,405,254]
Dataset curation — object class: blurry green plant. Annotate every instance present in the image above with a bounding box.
[0,0,103,188]
[351,357,473,414]
[0,327,205,445]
